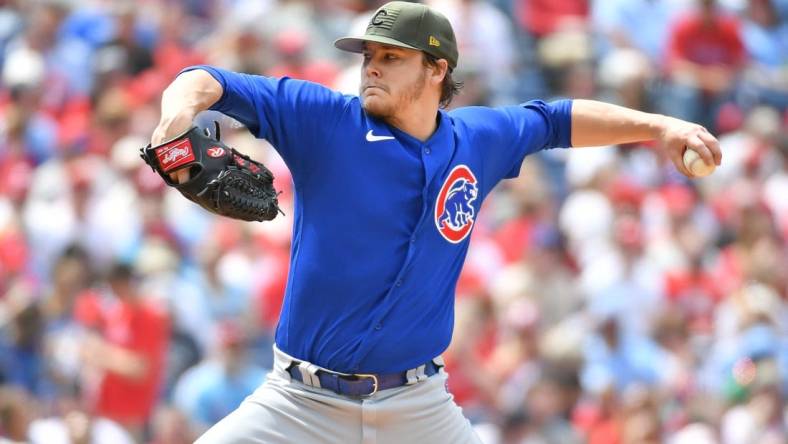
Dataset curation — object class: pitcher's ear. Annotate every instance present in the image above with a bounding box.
[431,59,449,83]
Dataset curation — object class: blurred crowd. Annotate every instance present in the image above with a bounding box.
[0,0,786,443]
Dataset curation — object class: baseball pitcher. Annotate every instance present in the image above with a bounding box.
[147,2,721,443]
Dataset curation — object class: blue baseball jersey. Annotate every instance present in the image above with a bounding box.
[182,66,573,374]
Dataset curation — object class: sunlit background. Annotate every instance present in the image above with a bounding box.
[0,0,786,443]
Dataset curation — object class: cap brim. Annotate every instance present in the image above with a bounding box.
[334,35,420,53]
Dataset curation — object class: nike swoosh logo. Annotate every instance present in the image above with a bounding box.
[366,130,395,142]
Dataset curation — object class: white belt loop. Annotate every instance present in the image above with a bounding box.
[405,368,418,385]
[415,364,428,383]
[405,364,427,385]
[298,363,322,388]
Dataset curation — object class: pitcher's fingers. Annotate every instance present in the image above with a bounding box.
[671,147,692,177]
[686,136,714,166]
[178,168,191,183]
[169,168,190,184]
[698,131,722,165]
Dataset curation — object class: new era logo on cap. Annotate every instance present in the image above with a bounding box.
[429,36,440,47]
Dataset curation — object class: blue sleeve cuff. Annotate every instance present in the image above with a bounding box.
[551,98,573,148]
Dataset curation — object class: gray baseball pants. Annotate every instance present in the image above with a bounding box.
[194,346,482,444]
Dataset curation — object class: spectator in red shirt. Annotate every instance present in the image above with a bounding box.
[266,29,340,88]
[515,0,589,39]
[662,0,747,132]
[76,263,169,440]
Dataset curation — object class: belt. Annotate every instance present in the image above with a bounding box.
[286,360,440,398]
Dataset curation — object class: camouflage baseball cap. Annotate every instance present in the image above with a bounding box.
[334,1,458,70]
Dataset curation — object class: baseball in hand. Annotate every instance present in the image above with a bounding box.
[683,148,715,177]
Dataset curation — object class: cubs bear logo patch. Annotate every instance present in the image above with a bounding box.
[435,165,478,243]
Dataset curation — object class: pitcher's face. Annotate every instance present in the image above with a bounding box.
[360,43,429,119]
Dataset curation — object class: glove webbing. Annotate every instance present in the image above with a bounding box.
[210,169,283,221]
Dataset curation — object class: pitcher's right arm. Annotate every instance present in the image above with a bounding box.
[151,69,223,183]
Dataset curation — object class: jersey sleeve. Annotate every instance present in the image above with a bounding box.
[453,99,573,181]
[178,65,349,175]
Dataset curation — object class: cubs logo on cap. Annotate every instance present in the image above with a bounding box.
[435,165,478,243]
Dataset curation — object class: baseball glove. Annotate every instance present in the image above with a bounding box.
[140,123,283,222]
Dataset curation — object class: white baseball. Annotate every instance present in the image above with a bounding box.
[683,148,715,177]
